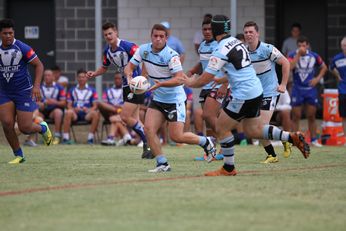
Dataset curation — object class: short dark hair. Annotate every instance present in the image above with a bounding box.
[243,21,259,32]
[76,69,87,76]
[51,65,62,72]
[235,33,245,41]
[0,18,15,31]
[297,35,309,44]
[151,24,167,36]
[291,23,302,31]
[202,18,212,26]
[102,22,117,31]
[204,14,213,20]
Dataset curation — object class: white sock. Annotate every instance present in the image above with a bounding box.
[88,133,94,140]
[63,133,69,140]
[123,133,132,142]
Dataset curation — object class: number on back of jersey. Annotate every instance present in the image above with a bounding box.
[226,44,251,70]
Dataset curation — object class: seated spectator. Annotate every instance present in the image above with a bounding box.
[99,72,133,146]
[62,69,100,144]
[51,65,69,90]
[37,69,66,144]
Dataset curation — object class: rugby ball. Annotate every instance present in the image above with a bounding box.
[129,76,150,94]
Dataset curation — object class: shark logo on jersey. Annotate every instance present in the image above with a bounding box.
[0,49,22,83]
[143,51,149,59]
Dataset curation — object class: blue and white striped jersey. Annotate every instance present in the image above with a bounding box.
[205,36,262,100]
[248,41,283,97]
[198,39,223,89]
[130,43,186,104]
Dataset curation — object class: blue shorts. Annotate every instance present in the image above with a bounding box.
[291,87,318,107]
[0,89,37,112]
[77,111,87,121]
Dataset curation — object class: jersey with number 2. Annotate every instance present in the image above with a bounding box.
[205,36,262,100]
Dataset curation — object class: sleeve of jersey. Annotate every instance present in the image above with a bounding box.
[59,86,66,100]
[168,55,183,73]
[128,43,138,57]
[102,48,111,67]
[287,52,295,62]
[67,90,73,102]
[130,47,142,66]
[269,46,283,62]
[329,58,336,70]
[205,52,227,76]
[20,42,37,63]
[315,54,325,67]
[91,89,99,103]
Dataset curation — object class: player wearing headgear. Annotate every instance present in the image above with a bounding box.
[184,15,310,176]
[124,24,217,173]
[87,22,152,158]
[0,18,52,164]
[243,21,291,163]
[187,18,228,161]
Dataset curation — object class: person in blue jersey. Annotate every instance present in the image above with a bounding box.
[0,19,52,164]
[288,36,327,147]
[184,15,310,176]
[37,69,66,145]
[330,36,346,141]
[124,24,216,173]
[62,69,100,144]
[98,72,133,146]
[187,18,228,161]
[87,22,152,158]
[243,21,291,163]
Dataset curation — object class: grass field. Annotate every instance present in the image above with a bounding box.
[0,144,345,231]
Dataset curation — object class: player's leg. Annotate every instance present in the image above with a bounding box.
[202,95,221,138]
[306,104,321,147]
[0,101,24,163]
[62,109,77,143]
[50,108,64,144]
[291,106,302,132]
[339,94,346,144]
[85,110,100,144]
[144,108,168,172]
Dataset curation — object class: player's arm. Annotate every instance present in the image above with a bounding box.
[87,66,108,79]
[310,62,327,87]
[276,56,290,93]
[288,49,304,70]
[331,68,342,81]
[150,71,187,91]
[30,57,44,101]
[186,62,202,77]
[125,47,142,82]
[185,71,214,88]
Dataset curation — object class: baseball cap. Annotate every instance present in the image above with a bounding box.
[160,21,171,29]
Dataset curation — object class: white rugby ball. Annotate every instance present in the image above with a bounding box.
[129,76,150,94]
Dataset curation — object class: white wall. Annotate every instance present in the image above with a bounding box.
[118,0,265,70]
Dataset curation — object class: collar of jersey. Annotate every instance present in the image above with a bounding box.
[76,83,89,89]
[150,44,167,55]
[0,38,16,49]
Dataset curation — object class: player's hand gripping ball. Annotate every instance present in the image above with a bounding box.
[129,76,150,94]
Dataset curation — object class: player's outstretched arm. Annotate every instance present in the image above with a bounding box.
[30,57,44,101]
[124,62,137,82]
[86,66,107,79]
[184,71,214,88]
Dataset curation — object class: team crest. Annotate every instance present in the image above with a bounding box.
[143,51,149,59]
[11,51,17,58]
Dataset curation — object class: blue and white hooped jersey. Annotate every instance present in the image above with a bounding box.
[0,39,37,92]
[130,43,186,104]
[67,84,98,108]
[103,39,140,87]
[199,39,223,89]
[205,36,262,100]
[330,52,346,94]
[248,41,283,97]
[102,86,123,106]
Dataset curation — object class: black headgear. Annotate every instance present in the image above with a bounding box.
[211,15,231,39]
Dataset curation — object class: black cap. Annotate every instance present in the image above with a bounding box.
[211,15,231,39]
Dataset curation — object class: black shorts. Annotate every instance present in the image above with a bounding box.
[261,95,280,111]
[223,94,263,121]
[339,93,346,117]
[123,86,145,104]
[199,88,228,104]
[149,100,186,122]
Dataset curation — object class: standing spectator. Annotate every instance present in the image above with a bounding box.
[99,72,132,146]
[288,36,327,147]
[37,69,66,144]
[330,36,346,140]
[51,65,69,90]
[282,23,302,57]
[62,69,100,144]
[160,21,186,64]
[0,18,52,164]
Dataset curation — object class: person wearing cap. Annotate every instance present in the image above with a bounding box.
[160,21,186,64]
[184,15,310,176]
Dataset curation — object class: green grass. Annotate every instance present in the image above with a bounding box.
[0,144,346,231]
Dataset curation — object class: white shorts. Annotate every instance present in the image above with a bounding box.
[275,91,292,111]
